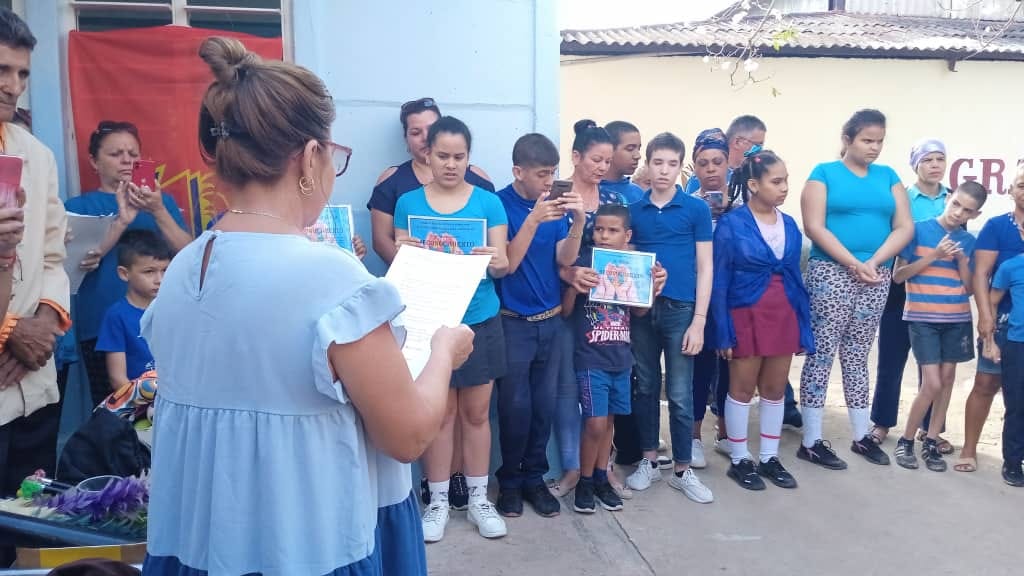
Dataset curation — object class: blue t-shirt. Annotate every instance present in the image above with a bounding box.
[629,185,713,302]
[992,254,1024,343]
[600,177,645,204]
[908,184,950,223]
[807,161,901,265]
[496,184,568,316]
[975,213,1024,316]
[394,186,507,325]
[96,297,155,381]
[899,218,976,323]
[64,191,187,340]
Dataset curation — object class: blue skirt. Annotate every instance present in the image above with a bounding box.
[142,492,424,576]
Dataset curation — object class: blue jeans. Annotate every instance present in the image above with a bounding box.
[496,315,564,490]
[631,297,696,464]
[554,321,581,471]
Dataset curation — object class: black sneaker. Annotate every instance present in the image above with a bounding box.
[594,480,623,511]
[783,408,803,431]
[448,472,469,510]
[894,437,918,470]
[797,440,848,470]
[420,476,430,505]
[573,479,596,514]
[757,457,797,489]
[1002,462,1024,487]
[727,458,766,491]
[921,439,947,472]
[852,434,891,466]
[523,483,560,517]
[496,488,523,518]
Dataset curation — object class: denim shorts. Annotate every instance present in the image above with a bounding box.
[578,369,631,418]
[908,321,974,365]
[977,316,1010,375]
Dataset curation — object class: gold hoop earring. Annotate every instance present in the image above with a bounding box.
[298,176,315,197]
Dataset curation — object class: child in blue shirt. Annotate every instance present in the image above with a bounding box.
[96,230,170,397]
[494,133,585,520]
[986,250,1024,487]
[562,204,663,514]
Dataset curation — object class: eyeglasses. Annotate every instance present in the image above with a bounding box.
[329,142,352,177]
[400,97,437,112]
[735,135,765,150]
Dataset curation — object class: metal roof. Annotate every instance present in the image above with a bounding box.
[561,11,1024,61]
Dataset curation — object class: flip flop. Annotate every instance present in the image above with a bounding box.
[954,457,977,473]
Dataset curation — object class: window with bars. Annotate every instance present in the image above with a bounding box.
[70,0,284,39]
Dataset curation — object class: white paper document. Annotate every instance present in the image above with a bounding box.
[385,245,491,378]
[65,212,117,295]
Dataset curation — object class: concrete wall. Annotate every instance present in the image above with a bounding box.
[294,0,561,275]
[561,54,1024,229]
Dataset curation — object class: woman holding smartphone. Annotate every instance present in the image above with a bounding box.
[65,120,192,406]
[394,116,510,543]
[689,128,735,467]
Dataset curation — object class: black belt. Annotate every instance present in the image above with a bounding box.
[500,306,562,322]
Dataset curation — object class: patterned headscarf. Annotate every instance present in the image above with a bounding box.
[909,138,946,170]
[693,128,729,161]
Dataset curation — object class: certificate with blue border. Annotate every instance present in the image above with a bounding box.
[306,204,354,252]
[589,248,656,308]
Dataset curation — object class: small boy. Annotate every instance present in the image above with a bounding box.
[95,230,171,398]
[626,132,715,504]
[495,133,585,518]
[892,181,987,472]
[985,251,1024,487]
[562,204,660,513]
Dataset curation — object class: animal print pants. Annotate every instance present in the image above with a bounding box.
[799,259,892,410]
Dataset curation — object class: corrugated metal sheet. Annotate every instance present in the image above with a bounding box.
[724,0,1021,19]
[561,10,1024,59]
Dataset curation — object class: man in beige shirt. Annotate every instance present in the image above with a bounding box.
[0,8,72,496]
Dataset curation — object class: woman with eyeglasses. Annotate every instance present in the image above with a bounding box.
[368,97,494,266]
[142,37,473,575]
[64,120,192,407]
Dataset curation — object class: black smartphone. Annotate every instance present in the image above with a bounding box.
[549,179,573,202]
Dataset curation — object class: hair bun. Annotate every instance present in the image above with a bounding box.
[199,36,261,87]
[573,119,598,136]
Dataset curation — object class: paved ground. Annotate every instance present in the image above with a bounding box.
[427,351,1019,575]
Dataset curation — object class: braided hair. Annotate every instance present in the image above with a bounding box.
[728,149,784,205]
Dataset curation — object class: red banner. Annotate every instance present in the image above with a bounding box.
[68,27,283,235]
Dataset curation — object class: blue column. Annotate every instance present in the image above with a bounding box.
[25,0,69,200]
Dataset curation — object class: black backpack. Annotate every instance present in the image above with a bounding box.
[56,409,151,485]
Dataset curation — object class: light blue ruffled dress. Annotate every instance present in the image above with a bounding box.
[140,231,423,576]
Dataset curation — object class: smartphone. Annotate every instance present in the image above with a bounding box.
[0,155,22,209]
[549,179,573,202]
[131,160,158,188]
[706,191,724,207]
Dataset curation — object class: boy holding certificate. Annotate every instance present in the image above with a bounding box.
[562,204,664,514]
[495,133,585,519]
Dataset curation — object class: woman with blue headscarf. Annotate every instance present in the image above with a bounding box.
[870,138,952,448]
[688,128,736,468]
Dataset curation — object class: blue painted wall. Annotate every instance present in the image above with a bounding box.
[24,0,69,200]
[293,0,560,276]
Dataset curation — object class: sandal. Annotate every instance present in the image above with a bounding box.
[917,431,954,455]
[869,425,888,445]
[954,457,978,473]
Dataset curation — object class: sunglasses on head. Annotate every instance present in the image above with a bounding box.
[401,97,437,112]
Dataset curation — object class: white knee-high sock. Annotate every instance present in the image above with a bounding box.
[802,406,824,448]
[428,480,450,504]
[759,397,784,462]
[849,407,870,441]
[725,394,752,464]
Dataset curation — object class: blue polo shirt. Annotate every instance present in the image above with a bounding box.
[908,184,949,222]
[976,213,1024,316]
[629,185,713,303]
[992,254,1024,343]
[600,177,645,204]
[496,184,569,316]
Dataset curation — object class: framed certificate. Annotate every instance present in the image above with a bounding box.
[589,247,656,308]
[306,204,355,253]
[407,216,487,254]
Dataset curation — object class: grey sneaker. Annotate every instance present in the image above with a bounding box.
[895,437,918,470]
[922,438,947,472]
[626,458,662,491]
[667,468,714,503]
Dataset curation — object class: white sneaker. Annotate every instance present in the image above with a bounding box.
[421,501,450,543]
[626,458,662,491]
[714,437,731,457]
[691,439,707,469]
[668,468,714,504]
[467,500,507,539]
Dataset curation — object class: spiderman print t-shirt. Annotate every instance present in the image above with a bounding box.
[572,296,633,372]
